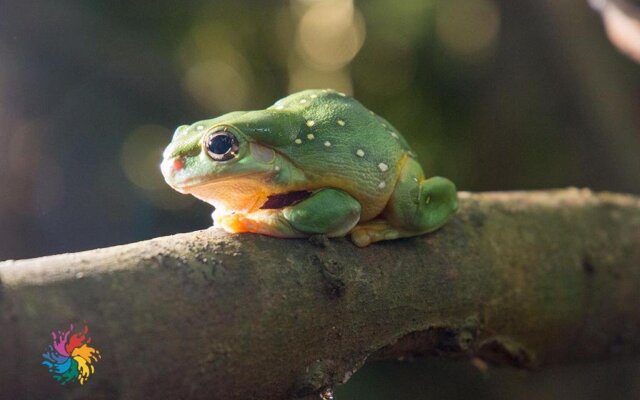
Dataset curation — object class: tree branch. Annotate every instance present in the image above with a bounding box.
[1,189,640,399]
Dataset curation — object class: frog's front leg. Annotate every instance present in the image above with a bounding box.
[214,188,361,238]
[351,158,458,247]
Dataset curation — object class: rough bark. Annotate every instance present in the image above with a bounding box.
[1,189,640,399]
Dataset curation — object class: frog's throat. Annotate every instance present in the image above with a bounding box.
[182,172,281,213]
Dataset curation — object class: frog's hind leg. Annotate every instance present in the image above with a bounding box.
[350,158,458,247]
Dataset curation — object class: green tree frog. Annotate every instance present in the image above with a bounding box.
[161,89,458,247]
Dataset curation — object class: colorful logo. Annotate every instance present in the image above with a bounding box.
[41,323,101,385]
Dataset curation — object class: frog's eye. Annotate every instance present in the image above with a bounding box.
[204,131,239,161]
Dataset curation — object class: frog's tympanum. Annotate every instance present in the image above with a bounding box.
[161,89,458,247]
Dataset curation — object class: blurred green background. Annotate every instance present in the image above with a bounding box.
[1,0,639,398]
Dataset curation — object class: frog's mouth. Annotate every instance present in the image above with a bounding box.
[259,190,312,209]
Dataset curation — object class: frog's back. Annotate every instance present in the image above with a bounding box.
[272,89,419,220]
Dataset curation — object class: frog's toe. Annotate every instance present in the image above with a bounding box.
[213,209,308,238]
[418,176,458,231]
[350,220,402,247]
[213,212,249,233]
[350,228,372,247]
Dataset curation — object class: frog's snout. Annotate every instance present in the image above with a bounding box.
[161,156,185,181]
[173,125,190,139]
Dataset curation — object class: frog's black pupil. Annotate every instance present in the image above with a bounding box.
[209,134,233,155]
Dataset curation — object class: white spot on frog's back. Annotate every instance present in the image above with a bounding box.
[378,162,389,172]
[306,120,315,127]
[307,133,315,140]
[378,181,386,189]
[300,99,307,104]
[295,138,302,144]
[324,141,331,147]
[196,125,204,131]
[337,119,345,126]
[356,149,365,157]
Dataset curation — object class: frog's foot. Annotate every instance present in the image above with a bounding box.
[213,188,361,239]
[350,220,405,247]
[351,158,458,247]
[213,209,307,238]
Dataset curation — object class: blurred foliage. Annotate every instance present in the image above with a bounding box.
[1,0,640,398]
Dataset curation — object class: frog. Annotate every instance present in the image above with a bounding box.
[160,89,458,247]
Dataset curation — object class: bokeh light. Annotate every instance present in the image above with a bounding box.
[184,60,251,113]
[120,124,194,210]
[294,0,366,71]
[435,0,501,60]
[179,23,256,113]
[120,124,170,191]
[289,0,366,93]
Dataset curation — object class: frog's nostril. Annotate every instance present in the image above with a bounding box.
[161,157,184,178]
[173,158,185,171]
